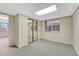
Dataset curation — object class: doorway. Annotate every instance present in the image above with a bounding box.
[28,20,38,43]
[0,14,9,48]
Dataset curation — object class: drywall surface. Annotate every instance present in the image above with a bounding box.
[8,15,15,46]
[15,14,31,48]
[14,14,19,47]
[72,7,79,55]
[39,17,73,45]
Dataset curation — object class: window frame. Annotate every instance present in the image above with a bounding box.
[45,20,60,32]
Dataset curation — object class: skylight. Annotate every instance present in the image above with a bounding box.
[35,5,57,16]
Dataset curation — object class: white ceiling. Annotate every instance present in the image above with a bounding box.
[0,3,78,20]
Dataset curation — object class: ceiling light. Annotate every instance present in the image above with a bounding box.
[35,5,57,16]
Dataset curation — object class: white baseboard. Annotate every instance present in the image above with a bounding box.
[18,43,28,48]
[40,39,72,46]
[72,45,79,56]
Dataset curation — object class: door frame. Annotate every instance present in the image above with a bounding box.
[28,20,38,43]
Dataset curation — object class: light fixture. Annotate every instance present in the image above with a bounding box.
[35,5,57,16]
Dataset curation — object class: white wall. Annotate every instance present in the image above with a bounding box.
[72,7,79,55]
[15,14,32,48]
[39,17,73,45]
[8,15,15,46]
[14,14,19,47]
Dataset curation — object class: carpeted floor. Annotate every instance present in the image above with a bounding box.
[0,38,77,56]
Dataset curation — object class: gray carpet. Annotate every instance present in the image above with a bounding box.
[0,38,77,56]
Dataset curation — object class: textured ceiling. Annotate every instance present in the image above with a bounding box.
[0,3,78,20]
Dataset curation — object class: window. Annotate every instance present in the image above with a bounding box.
[0,22,8,30]
[45,20,60,32]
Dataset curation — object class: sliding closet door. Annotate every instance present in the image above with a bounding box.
[33,21,38,41]
[28,22,33,43]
